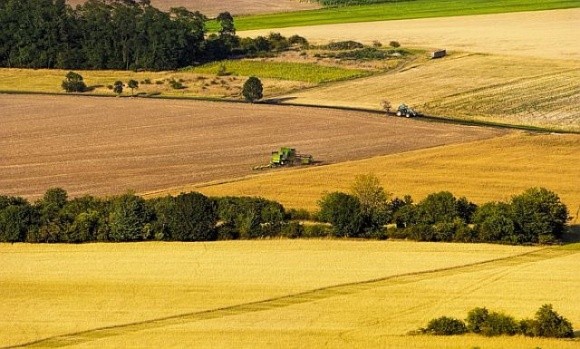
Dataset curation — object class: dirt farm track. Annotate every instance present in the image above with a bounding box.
[0,94,505,200]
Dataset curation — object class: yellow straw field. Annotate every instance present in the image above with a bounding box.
[186,132,580,214]
[1,241,577,348]
[274,53,580,131]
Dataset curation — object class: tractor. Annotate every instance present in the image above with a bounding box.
[396,104,419,118]
[253,147,313,170]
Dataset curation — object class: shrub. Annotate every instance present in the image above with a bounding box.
[242,76,263,102]
[280,221,304,238]
[334,47,390,60]
[318,192,364,237]
[169,79,185,89]
[510,187,569,243]
[61,71,87,92]
[405,223,436,242]
[466,307,489,334]
[473,202,515,243]
[325,40,364,50]
[302,224,332,238]
[423,316,468,335]
[288,34,309,48]
[286,208,311,221]
[389,41,401,48]
[268,32,289,51]
[480,312,519,336]
[531,304,574,338]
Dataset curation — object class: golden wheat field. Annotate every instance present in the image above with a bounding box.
[273,53,580,131]
[241,9,580,60]
[185,132,580,215]
[1,241,578,348]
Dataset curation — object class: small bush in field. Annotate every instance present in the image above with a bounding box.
[422,317,468,335]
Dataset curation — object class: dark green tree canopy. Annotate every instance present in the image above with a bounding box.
[62,71,87,92]
[318,192,364,237]
[242,76,263,102]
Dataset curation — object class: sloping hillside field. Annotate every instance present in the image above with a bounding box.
[273,54,580,131]
[0,94,504,200]
[193,132,580,213]
[1,241,578,348]
[240,9,580,60]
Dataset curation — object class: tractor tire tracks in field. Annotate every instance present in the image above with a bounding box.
[6,248,574,348]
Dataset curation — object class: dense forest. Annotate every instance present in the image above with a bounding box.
[0,0,240,70]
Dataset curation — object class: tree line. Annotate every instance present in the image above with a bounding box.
[0,179,571,244]
[317,174,570,244]
[0,0,310,71]
[418,304,574,338]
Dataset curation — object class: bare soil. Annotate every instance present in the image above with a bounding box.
[0,94,505,200]
[66,0,320,16]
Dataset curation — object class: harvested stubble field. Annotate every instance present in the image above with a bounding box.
[66,0,320,16]
[194,132,580,214]
[272,53,580,131]
[240,9,580,60]
[1,241,578,348]
[0,94,504,201]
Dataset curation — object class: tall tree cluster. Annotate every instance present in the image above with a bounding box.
[0,0,228,70]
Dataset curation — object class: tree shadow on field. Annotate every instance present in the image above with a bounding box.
[263,96,297,104]
[563,225,580,243]
[85,84,104,92]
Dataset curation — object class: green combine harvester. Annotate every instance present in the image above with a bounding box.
[254,147,314,170]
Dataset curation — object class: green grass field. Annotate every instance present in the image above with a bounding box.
[186,60,370,83]
[226,0,580,31]
[1,241,578,348]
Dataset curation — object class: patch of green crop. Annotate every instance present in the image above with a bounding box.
[187,60,371,84]
[223,0,580,31]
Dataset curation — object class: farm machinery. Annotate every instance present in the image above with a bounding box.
[253,147,314,170]
[396,104,419,118]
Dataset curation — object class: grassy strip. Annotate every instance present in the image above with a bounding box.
[186,60,371,83]
[225,0,580,31]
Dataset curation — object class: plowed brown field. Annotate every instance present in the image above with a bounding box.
[0,94,505,200]
[66,0,319,16]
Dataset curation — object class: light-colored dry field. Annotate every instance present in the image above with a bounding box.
[192,132,580,214]
[1,241,578,348]
[66,0,319,16]
[241,9,580,60]
[0,94,505,201]
[271,53,580,131]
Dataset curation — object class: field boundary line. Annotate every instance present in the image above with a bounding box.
[5,247,575,348]
[2,90,577,134]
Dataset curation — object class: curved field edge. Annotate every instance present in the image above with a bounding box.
[187,132,580,213]
[268,53,580,132]
[0,94,506,201]
[229,0,580,30]
[5,246,573,349]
